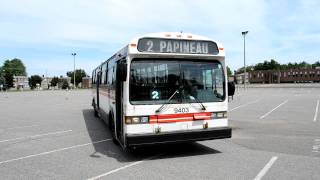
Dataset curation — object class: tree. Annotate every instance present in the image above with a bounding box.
[312,61,320,68]
[0,66,4,84]
[50,77,59,87]
[61,79,69,89]
[1,58,27,87]
[28,75,42,89]
[66,69,87,87]
[0,76,5,85]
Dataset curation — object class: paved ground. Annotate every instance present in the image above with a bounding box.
[0,88,319,180]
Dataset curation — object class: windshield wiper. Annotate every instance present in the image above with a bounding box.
[187,94,206,110]
[155,89,179,113]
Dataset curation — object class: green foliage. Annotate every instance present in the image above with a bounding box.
[28,75,42,89]
[0,66,5,84]
[237,59,320,73]
[67,69,87,87]
[61,79,69,89]
[312,61,320,68]
[237,65,254,74]
[254,59,280,71]
[50,77,59,87]
[0,76,5,85]
[1,58,27,87]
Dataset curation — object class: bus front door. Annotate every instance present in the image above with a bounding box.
[96,72,100,109]
[115,61,125,145]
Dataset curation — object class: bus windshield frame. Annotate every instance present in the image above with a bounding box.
[129,58,226,105]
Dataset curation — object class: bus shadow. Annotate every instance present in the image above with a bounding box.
[82,109,221,163]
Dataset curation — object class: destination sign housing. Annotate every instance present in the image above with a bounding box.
[137,38,219,55]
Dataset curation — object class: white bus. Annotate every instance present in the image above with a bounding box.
[92,32,234,149]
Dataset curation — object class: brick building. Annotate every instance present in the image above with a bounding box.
[82,77,92,88]
[248,68,320,83]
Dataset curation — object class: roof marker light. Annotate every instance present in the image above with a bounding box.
[219,47,224,51]
[187,35,192,38]
[130,43,137,47]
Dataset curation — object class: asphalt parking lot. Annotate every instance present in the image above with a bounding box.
[0,87,319,180]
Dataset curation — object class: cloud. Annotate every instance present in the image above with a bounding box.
[0,0,319,75]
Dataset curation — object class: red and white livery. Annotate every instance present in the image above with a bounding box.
[92,32,232,149]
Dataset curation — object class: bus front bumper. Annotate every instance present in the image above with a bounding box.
[126,127,231,147]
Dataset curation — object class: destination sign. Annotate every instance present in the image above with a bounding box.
[137,38,219,55]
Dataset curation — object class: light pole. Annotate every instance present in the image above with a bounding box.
[241,31,248,89]
[71,53,76,89]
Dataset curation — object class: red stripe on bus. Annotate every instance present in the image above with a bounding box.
[149,112,212,124]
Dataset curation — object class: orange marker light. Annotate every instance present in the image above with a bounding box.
[187,35,192,38]
[130,43,137,47]
[165,34,171,37]
[219,47,224,51]
[177,34,182,38]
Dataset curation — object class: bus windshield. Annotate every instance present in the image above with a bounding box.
[130,59,225,105]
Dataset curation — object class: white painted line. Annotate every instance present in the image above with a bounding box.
[0,130,73,143]
[230,99,261,112]
[0,139,111,165]
[254,156,278,180]
[313,100,319,122]
[259,100,288,119]
[88,154,161,180]
[88,160,144,180]
[1,125,38,130]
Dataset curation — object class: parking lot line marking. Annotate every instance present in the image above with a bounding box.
[259,100,288,119]
[230,99,261,112]
[313,100,319,122]
[88,160,144,180]
[1,125,38,130]
[0,139,111,165]
[87,154,162,180]
[254,156,278,180]
[0,130,73,143]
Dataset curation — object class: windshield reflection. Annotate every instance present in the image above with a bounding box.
[130,59,225,105]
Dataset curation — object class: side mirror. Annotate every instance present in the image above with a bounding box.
[117,60,127,81]
[228,81,235,96]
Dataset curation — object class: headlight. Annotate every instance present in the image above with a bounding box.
[217,112,224,118]
[132,117,140,124]
[223,112,227,118]
[125,116,149,124]
[211,111,227,119]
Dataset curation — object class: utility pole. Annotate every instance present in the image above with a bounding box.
[71,53,77,89]
[241,31,249,89]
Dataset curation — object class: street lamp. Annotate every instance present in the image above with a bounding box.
[241,31,249,89]
[71,53,77,89]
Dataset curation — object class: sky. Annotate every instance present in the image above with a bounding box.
[0,0,319,77]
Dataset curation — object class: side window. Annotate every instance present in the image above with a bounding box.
[111,66,115,85]
[92,71,95,84]
[94,70,97,84]
[107,66,113,85]
[104,66,108,84]
[101,64,107,84]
